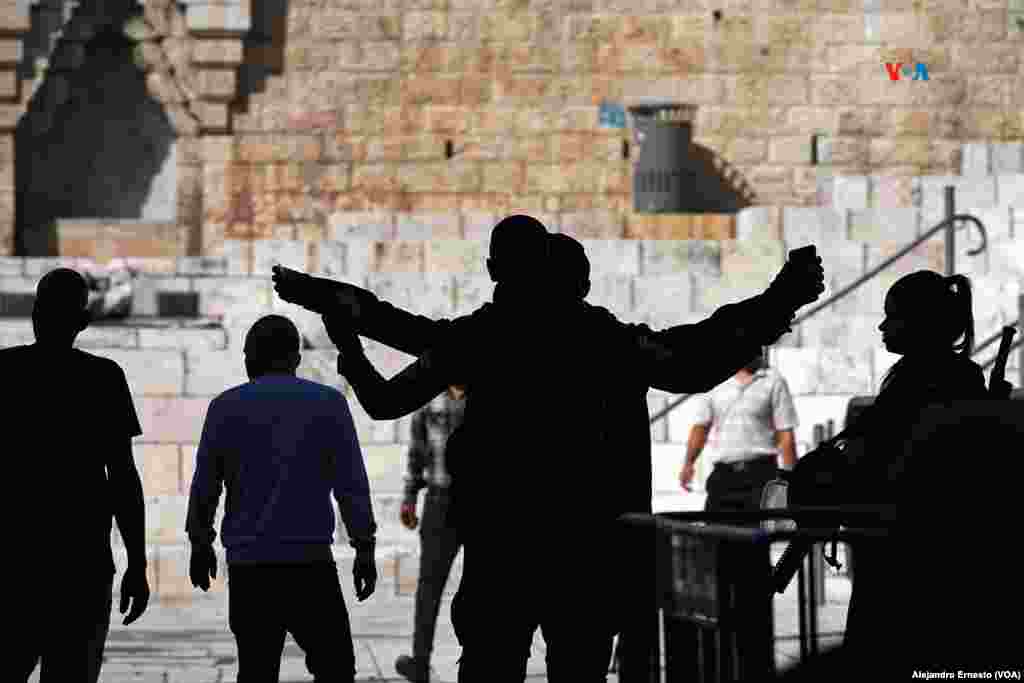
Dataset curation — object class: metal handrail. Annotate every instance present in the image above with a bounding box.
[981,338,1023,371]
[648,211,989,426]
[974,320,1020,356]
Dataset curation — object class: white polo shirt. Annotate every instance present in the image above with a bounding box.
[692,367,799,465]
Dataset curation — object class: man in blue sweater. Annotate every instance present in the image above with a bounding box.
[185,314,378,683]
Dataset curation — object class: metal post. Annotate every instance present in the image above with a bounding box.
[945,186,956,277]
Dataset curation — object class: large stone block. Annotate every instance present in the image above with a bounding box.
[970,274,1021,336]
[633,274,692,322]
[371,241,426,272]
[771,347,822,395]
[425,240,487,274]
[76,326,140,349]
[395,212,461,240]
[558,210,625,240]
[992,144,1024,174]
[139,443,182,497]
[251,239,312,277]
[782,207,846,249]
[721,238,785,288]
[986,240,1024,282]
[800,312,883,355]
[736,206,782,242]
[960,142,992,176]
[578,240,640,278]
[641,240,721,278]
[191,277,274,319]
[460,211,500,241]
[0,319,33,347]
[366,272,454,319]
[308,240,346,280]
[92,349,185,396]
[23,257,95,278]
[145,495,189,545]
[870,175,915,209]
[0,256,23,276]
[848,208,918,244]
[138,328,228,352]
[328,211,396,240]
[916,176,997,216]
[137,396,212,442]
[185,350,249,396]
[996,175,1024,208]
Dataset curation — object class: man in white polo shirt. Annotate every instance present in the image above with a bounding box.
[680,349,799,513]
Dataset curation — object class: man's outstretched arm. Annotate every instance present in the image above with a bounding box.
[327,316,453,420]
[272,265,474,356]
[597,255,825,394]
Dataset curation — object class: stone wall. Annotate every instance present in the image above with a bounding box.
[2,169,1023,602]
[2,1,1024,255]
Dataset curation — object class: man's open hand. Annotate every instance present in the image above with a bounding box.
[119,564,151,625]
[353,548,377,601]
[189,544,218,592]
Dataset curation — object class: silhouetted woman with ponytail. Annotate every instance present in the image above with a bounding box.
[790,270,988,675]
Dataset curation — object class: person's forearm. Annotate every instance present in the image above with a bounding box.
[779,435,797,469]
[112,468,147,568]
[358,297,456,357]
[685,441,706,466]
[341,345,449,420]
[185,475,220,548]
[402,455,426,504]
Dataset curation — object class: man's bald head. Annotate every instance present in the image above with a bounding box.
[32,268,90,345]
[486,214,550,286]
[548,234,591,301]
[244,314,301,378]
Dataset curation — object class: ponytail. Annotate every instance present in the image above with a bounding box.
[946,274,975,357]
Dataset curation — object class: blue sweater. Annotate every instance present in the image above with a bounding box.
[185,374,376,565]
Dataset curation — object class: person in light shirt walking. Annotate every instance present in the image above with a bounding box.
[680,350,799,514]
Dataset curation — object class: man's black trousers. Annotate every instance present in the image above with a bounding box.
[228,560,356,683]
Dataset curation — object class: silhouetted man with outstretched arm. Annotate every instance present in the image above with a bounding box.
[6,267,150,683]
[274,219,824,679]
[185,314,378,683]
[302,221,821,681]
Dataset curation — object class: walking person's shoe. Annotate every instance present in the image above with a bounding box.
[395,654,432,683]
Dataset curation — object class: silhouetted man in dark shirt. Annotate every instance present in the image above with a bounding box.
[186,314,378,683]
[6,267,149,683]
[299,219,824,681]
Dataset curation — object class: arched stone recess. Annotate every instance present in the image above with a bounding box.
[0,0,251,256]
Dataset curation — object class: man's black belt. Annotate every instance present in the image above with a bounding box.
[714,454,776,472]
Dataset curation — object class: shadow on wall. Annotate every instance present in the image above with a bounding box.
[15,5,177,256]
[232,0,289,117]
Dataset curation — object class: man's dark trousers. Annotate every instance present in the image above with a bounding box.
[451,538,616,683]
[18,572,113,682]
[705,455,778,514]
[228,561,356,682]
[413,487,461,663]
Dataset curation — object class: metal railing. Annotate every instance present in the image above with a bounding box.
[619,508,894,682]
[648,187,991,428]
